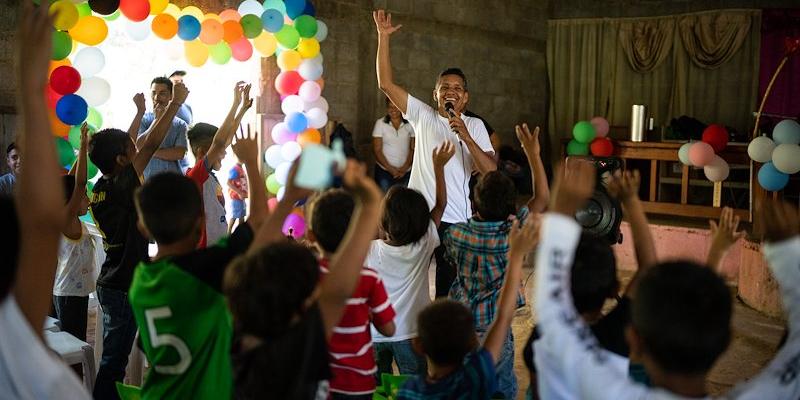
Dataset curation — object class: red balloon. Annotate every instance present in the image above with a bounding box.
[702,124,728,153]
[231,37,253,61]
[590,137,614,156]
[275,71,304,95]
[50,66,82,95]
[119,0,150,22]
[46,85,62,109]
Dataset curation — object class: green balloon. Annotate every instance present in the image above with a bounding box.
[76,3,92,17]
[566,139,589,156]
[294,15,318,38]
[573,121,596,144]
[240,14,263,39]
[87,158,99,179]
[209,42,232,64]
[52,31,72,61]
[103,9,121,21]
[56,137,76,167]
[68,124,97,149]
[85,108,103,129]
[275,25,300,49]
[266,174,281,194]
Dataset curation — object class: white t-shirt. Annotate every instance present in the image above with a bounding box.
[367,220,439,342]
[0,296,91,399]
[403,94,494,224]
[372,118,415,169]
[53,222,98,297]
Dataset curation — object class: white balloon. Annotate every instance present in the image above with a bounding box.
[238,0,264,16]
[298,60,323,81]
[275,162,292,185]
[161,38,184,61]
[280,141,302,162]
[281,95,305,115]
[76,77,111,106]
[265,145,284,169]
[305,96,328,113]
[306,108,328,129]
[298,81,321,103]
[703,156,730,182]
[747,135,776,163]
[277,186,286,201]
[773,119,800,145]
[126,18,151,41]
[73,47,105,78]
[678,142,693,166]
[315,20,328,42]
[772,143,800,174]
[310,53,323,66]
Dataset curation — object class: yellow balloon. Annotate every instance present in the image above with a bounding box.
[69,16,108,46]
[254,31,277,57]
[277,49,301,71]
[149,0,168,15]
[182,6,204,21]
[50,0,79,30]
[297,38,320,59]
[184,40,209,67]
[204,13,222,22]
[163,3,180,17]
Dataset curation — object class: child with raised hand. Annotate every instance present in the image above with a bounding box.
[186,82,253,247]
[397,215,540,399]
[224,161,383,400]
[0,2,90,397]
[128,126,266,400]
[706,207,746,271]
[53,123,97,343]
[368,141,455,377]
[89,77,188,399]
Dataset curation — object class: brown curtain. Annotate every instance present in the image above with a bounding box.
[618,18,675,72]
[679,11,753,69]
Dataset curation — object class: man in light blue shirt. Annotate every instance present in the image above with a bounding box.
[136,77,188,180]
[0,143,20,196]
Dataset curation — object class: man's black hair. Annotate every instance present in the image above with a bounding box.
[6,142,15,155]
[88,128,131,175]
[134,173,202,245]
[571,234,619,314]
[381,186,430,246]
[187,122,217,155]
[309,189,354,253]
[151,76,173,92]
[474,171,516,222]
[632,261,732,375]
[437,67,468,91]
[417,299,477,365]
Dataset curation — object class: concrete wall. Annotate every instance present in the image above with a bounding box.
[551,0,798,19]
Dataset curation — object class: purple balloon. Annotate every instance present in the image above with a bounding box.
[282,213,306,238]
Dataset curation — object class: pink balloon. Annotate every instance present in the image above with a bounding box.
[298,81,321,103]
[231,37,253,61]
[267,198,278,211]
[272,127,297,144]
[282,213,306,238]
[590,116,610,138]
[688,142,715,166]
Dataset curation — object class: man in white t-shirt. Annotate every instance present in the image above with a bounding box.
[374,9,497,296]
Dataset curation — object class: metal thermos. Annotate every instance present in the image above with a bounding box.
[630,105,646,142]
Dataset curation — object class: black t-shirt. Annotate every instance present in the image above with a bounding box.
[171,222,254,292]
[91,164,148,291]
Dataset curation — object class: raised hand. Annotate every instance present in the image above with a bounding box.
[710,207,746,248]
[508,214,542,257]
[515,123,541,156]
[232,81,246,106]
[432,140,456,169]
[80,122,90,148]
[232,125,258,165]
[240,83,253,111]
[17,0,53,93]
[373,10,402,36]
[171,81,189,105]
[343,160,382,204]
[550,158,596,217]
[762,201,800,243]
[133,93,146,114]
[607,170,641,203]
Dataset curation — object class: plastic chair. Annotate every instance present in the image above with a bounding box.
[43,316,60,332]
[44,330,96,393]
[89,292,103,367]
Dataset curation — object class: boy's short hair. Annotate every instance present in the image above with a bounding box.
[151,76,173,92]
[187,122,217,155]
[6,142,15,155]
[381,186,430,246]
[571,234,618,314]
[89,128,130,175]
[632,261,732,375]
[437,68,468,91]
[61,175,76,203]
[309,189,354,253]
[474,171,516,222]
[0,196,19,302]
[417,299,477,365]
[134,173,202,245]
[224,242,320,337]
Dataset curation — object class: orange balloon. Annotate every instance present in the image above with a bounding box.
[48,108,70,137]
[315,78,324,91]
[151,13,178,39]
[200,19,224,45]
[297,128,321,146]
[222,20,243,44]
[219,9,240,22]
[49,59,72,75]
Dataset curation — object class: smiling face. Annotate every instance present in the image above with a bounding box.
[151,82,172,109]
[433,74,469,116]
[6,148,20,175]
[386,101,402,121]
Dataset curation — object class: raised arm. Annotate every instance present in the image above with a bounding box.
[231,125,266,229]
[128,93,146,143]
[607,170,656,298]
[13,1,65,333]
[207,82,251,167]
[516,123,549,213]
[319,162,383,338]
[431,141,455,227]
[133,82,189,176]
[248,161,313,251]
[65,123,89,218]
[373,10,408,113]
[706,207,746,271]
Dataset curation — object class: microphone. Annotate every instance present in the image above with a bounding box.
[444,102,456,118]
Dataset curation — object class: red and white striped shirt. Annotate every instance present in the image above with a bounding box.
[319,260,396,396]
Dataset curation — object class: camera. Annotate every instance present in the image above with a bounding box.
[571,156,624,245]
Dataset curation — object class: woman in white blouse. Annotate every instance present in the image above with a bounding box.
[373,98,415,192]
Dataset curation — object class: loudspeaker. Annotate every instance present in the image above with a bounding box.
[572,157,624,245]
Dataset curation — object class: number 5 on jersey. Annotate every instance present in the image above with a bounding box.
[145,307,192,375]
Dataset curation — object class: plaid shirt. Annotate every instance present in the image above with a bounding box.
[444,207,528,330]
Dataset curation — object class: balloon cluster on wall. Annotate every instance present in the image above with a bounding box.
[566,117,613,157]
[747,119,800,191]
[677,124,730,182]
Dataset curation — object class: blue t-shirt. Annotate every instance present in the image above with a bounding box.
[397,349,497,399]
[0,173,15,196]
[137,112,188,180]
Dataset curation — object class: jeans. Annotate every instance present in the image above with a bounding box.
[93,286,138,400]
[53,295,89,342]
[374,165,409,193]
[477,328,517,400]
[434,222,455,298]
[374,339,427,377]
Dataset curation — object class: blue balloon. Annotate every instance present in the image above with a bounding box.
[303,1,315,17]
[177,15,201,41]
[284,0,306,19]
[56,94,89,126]
[286,112,308,133]
[261,9,284,33]
[773,119,800,145]
[758,162,790,191]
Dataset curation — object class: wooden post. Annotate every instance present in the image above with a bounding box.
[680,164,689,204]
[713,181,722,207]
[649,159,658,202]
